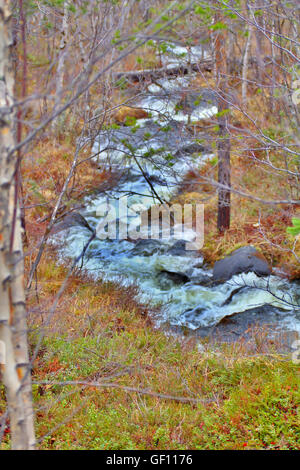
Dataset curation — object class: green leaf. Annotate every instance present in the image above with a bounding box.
[287,218,300,236]
[194,5,207,15]
[215,108,230,117]
[125,116,137,127]
[210,22,227,31]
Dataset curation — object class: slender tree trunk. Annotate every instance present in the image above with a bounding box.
[253,0,265,85]
[53,1,69,131]
[215,14,231,232]
[0,0,35,450]
[16,0,28,243]
[217,111,231,233]
[270,21,277,113]
[242,20,252,109]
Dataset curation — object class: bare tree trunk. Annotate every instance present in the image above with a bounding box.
[217,112,231,233]
[242,19,252,108]
[215,14,231,233]
[52,0,69,131]
[270,20,276,113]
[0,0,35,450]
[254,0,265,84]
[15,0,28,244]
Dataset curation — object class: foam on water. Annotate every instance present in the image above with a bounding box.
[52,221,300,333]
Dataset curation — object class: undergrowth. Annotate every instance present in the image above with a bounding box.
[1,257,298,450]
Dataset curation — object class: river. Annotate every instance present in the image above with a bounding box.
[51,43,300,343]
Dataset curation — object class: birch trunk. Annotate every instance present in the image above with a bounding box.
[52,1,69,131]
[242,23,252,109]
[215,14,231,233]
[0,0,35,450]
[254,0,265,84]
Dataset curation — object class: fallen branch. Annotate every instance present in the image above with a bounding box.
[113,59,212,82]
[34,380,215,405]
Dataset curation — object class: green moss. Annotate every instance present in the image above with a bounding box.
[19,310,300,450]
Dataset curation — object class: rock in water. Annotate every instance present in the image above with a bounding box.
[213,246,271,282]
[158,270,190,285]
[130,239,165,257]
[50,212,93,235]
[186,271,213,286]
[166,240,200,257]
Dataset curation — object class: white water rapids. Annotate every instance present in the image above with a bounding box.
[51,43,300,338]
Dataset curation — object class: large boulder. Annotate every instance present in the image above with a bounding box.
[213,246,271,282]
[50,212,93,235]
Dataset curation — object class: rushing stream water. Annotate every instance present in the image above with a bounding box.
[51,43,300,341]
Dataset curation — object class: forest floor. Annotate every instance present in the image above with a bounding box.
[1,250,299,450]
